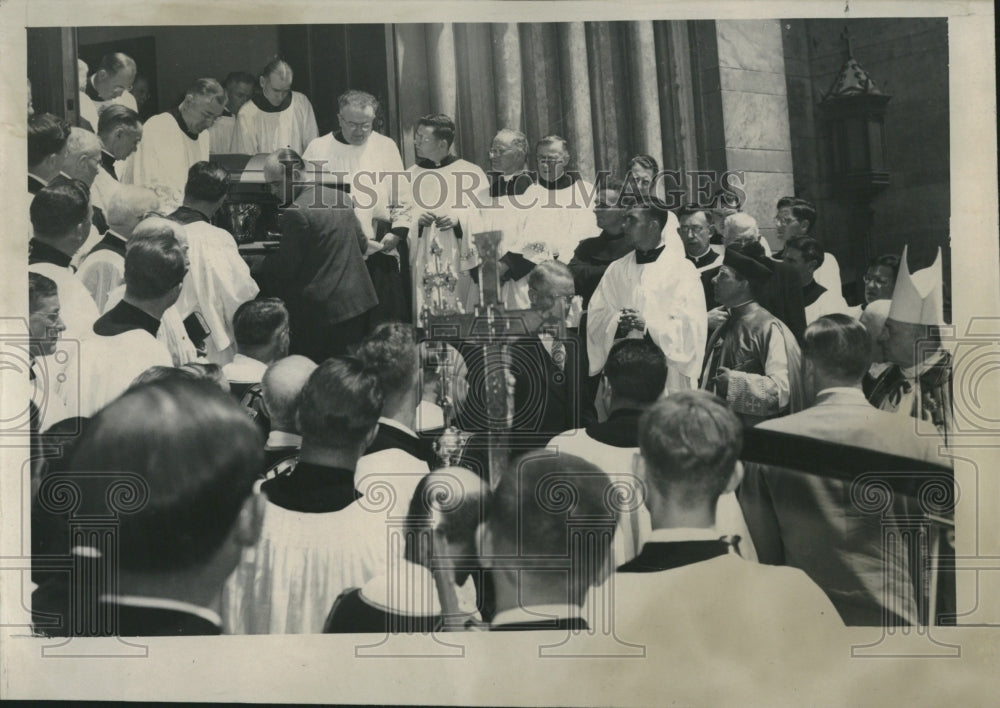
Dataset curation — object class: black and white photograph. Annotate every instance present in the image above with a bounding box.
[1,0,997,704]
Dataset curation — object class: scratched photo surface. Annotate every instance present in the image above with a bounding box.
[1,1,998,705]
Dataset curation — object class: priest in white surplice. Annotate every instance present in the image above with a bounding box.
[460,129,551,311]
[587,197,707,391]
[208,72,254,154]
[230,59,318,155]
[402,113,488,320]
[91,105,143,230]
[168,161,260,365]
[531,135,600,263]
[78,53,138,131]
[303,89,411,324]
[122,78,226,213]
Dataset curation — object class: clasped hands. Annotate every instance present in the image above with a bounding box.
[615,308,646,339]
[417,211,456,231]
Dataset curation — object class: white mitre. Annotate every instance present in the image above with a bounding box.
[887,246,943,326]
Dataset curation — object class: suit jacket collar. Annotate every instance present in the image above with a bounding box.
[99,596,222,636]
[812,387,870,407]
[91,230,128,258]
[28,173,47,194]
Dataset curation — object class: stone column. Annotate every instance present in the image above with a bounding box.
[693,20,795,247]
[558,22,596,181]
[491,23,523,130]
[626,21,663,162]
[426,23,458,119]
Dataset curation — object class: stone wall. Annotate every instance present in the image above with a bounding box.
[783,18,950,297]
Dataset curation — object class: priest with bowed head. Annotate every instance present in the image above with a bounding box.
[123,78,226,212]
[230,57,318,155]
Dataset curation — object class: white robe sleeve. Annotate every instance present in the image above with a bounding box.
[643,263,708,390]
[586,261,628,376]
[230,107,258,156]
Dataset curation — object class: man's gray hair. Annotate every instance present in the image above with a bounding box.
[338,89,379,113]
[496,128,528,154]
[185,78,226,105]
[65,126,100,157]
[723,212,760,244]
[528,259,574,292]
[107,186,160,231]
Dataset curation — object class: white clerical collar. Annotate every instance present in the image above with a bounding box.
[815,386,867,400]
[379,416,419,439]
[100,594,222,628]
[688,245,713,260]
[265,430,302,449]
[645,526,722,544]
[107,230,128,243]
[28,172,49,187]
[491,603,583,627]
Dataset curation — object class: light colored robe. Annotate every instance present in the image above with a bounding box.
[121,111,210,213]
[230,92,319,155]
[587,224,707,391]
[174,219,260,365]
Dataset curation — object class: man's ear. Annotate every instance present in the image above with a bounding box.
[235,487,267,548]
[721,461,744,495]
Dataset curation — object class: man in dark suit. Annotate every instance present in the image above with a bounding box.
[678,205,722,309]
[510,260,594,439]
[254,148,377,361]
[61,378,266,635]
[484,451,615,631]
[739,314,947,626]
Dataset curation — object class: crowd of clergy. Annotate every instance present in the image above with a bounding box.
[23,51,954,641]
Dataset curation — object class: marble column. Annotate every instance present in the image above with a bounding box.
[558,22,596,181]
[626,21,664,164]
[491,23,523,131]
[693,20,795,248]
[426,23,458,119]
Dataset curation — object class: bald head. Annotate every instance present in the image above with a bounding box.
[107,186,159,237]
[260,59,293,108]
[62,127,102,187]
[262,355,318,433]
[722,212,760,247]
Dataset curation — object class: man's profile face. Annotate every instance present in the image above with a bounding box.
[712,265,743,306]
[535,143,568,181]
[489,134,524,175]
[29,295,64,357]
[260,71,293,107]
[132,77,152,107]
[227,81,254,114]
[110,125,143,161]
[879,318,923,368]
[414,124,445,160]
[678,211,712,258]
[623,207,655,248]
[782,247,814,285]
[529,277,574,323]
[96,67,136,100]
[864,265,896,304]
[187,96,225,134]
[339,103,376,146]
[594,189,625,232]
[774,206,805,244]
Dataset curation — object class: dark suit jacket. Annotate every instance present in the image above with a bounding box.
[255,185,377,326]
[509,331,594,437]
[99,600,222,636]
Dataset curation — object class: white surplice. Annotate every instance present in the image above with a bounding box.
[587,225,707,391]
[121,111,210,213]
[230,92,319,155]
[104,285,199,366]
[403,158,488,319]
[174,220,260,365]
